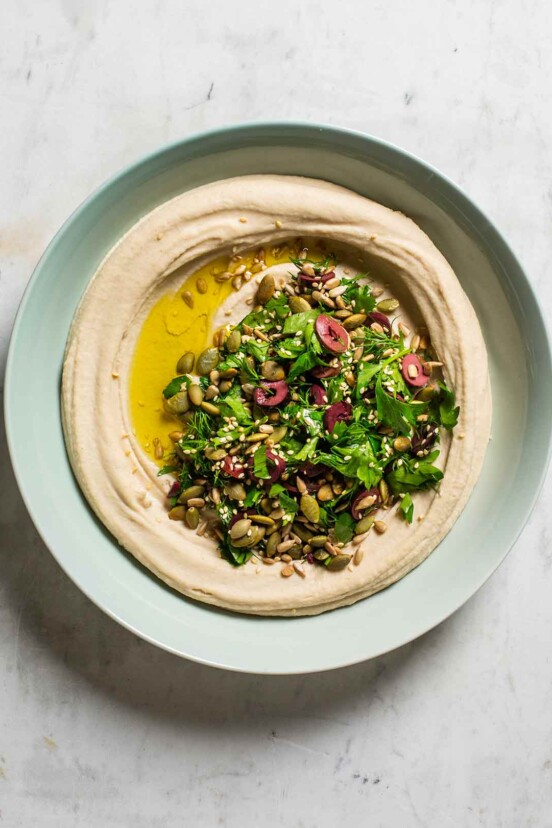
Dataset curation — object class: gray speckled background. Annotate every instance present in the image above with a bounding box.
[2,1,552,825]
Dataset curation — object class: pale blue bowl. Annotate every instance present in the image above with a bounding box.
[5,124,552,673]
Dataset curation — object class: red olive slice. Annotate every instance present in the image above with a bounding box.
[324,401,353,433]
[351,487,381,520]
[300,462,329,478]
[309,384,328,405]
[310,363,341,379]
[314,315,349,354]
[411,423,438,455]
[222,455,247,478]
[401,354,429,387]
[298,269,335,287]
[253,380,289,407]
[167,480,181,498]
[366,311,391,332]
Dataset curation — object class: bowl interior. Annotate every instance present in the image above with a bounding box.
[6,124,551,673]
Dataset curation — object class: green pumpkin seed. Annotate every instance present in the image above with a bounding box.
[219,367,238,379]
[417,381,440,402]
[176,351,195,374]
[225,482,246,501]
[256,273,275,305]
[325,553,352,571]
[250,514,275,526]
[204,446,226,461]
[229,518,252,540]
[393,436,411,452]
[164,390,190,414]
[313,549,330,561]
[232,526,260,548]
[200,401,221,416]
[292,523,313,542]
[226,329,242,353]
[377,298,400,313]
[289,295,312,313]
[260,497,273,515]
[196,348,220,376]
[300,494,320,524]
[266,531,282,557]
[185,507,200,529]
[188,384,204,406]
[379,479,389,502]
[261,360,286,381]
[316,484,334,502]
[196,277,208,294]
[287,545,303,560]
[178,485,205,503]
[168,506,187,521]
[343,313,367,330]
[270,426,288,444]
[309,535,329,548]
[355,515,374,535]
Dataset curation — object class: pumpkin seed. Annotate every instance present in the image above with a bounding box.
[204,446,226,461]
[326,553,352,571]
[270,426,287,444]
[232,526,261,548]
[219,380,233,393]
[220,367,238,379]
[289,295,312,313]
[310,535,329,548]
[251,514,275,526]
[196,348,220,376]
[316,484,334,502]
[257,273,275,304]
[176,351,195,374]
[377,298,400,313]
[187,497,205,508]
[185,507,200,529]
[292,523,313,542]
[417,381,440,402]
[393,436,411,452]
[196,277,208,294]
[229,518,252,540]
[164,390,190,414]
[225,482,246,501]
[266,531,282,556]
[200,401,221,416]
[188,384,204,406]
[343,313,367,330]
[168,506,187,521]
[260,497,273,515]
[379,479,389,502]
[178,485,205,503]
[313,549,330,561]
[300,494,320,524]
[226,329,242,353]
[246,432,267,443]
[261,360,285,381]
[355,515,374,534]
[182,290,194,308]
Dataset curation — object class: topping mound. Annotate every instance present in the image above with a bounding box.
[160,252,459,570]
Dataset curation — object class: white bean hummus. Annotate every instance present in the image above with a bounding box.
[62,175,491,616]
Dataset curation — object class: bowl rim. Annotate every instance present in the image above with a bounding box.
[5,121,552,673]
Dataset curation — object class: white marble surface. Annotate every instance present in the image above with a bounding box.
[1,1,552,825]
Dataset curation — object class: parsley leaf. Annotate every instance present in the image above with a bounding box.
[399,492,414,523]
[283,309,320,334]
[438,383,460,430]
[253,445,270,480]
[334,512,355,543]
[162,375,190,398]
[375,374,420,434]
[387,455,444,493]
[219,393,252,424]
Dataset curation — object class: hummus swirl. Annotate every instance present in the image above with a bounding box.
[62,175,491,615]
